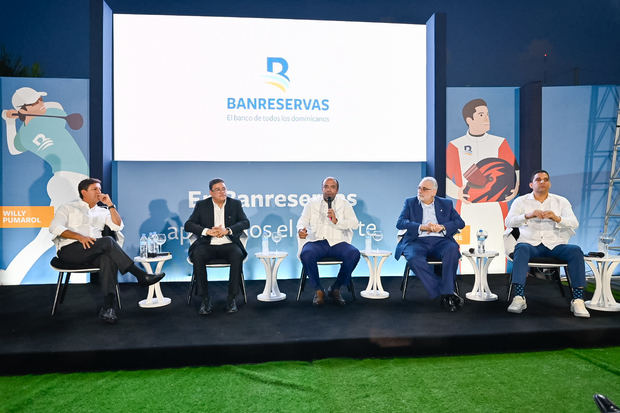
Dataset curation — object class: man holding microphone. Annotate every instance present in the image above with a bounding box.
[297,177,360,306]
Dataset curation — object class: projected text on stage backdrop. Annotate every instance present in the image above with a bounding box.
[113,15,426,162]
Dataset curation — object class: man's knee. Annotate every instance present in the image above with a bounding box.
[404,246,427,265]
[300,245,321,263]
[513,243,533,260]
[443,243,460,260]
[190,250,206,265]
[343,245,360,263]
[99,236,115,250]
[562,244,583,256]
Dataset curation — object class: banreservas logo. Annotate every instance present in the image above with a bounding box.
[226,57,330,112]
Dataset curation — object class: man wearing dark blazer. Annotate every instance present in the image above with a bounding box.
[185,178,250,315]
[395,176,466,311]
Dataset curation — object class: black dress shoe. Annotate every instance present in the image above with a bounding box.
[137,272,165,286]
[451,293,464,309]
[440,294,461,312]
[98,306,118,324]
[226,298,238,314]
[198,297,213,315]
[313,290,325,306]
[593,393,620,412]
[327,286,346,306]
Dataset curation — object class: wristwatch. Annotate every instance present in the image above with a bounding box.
[108,204,117,210]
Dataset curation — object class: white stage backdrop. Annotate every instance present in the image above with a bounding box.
[113,14,427,162]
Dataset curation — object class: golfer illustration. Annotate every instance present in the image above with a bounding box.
[1,87,88,285]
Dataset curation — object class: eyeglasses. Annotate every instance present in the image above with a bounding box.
[211,187,227,192]
[418,186,433,192]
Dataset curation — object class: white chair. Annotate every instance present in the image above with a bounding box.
[186,231,249,305]
[50,227,124,316]
[503,227,572,301]
[397,229,459,300]
[296,237,355,301]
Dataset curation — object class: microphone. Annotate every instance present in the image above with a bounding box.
[327,197,333,221]
[587,252,605,258]
[468,248,475,253]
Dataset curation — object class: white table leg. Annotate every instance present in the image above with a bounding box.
[585,260,620,311]
[257,257,286,302]
[138,260,172,308]
[361,255,389,299]
[465,255,498,301]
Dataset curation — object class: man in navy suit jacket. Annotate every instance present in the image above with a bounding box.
[395,176,465,311]
[185,178,250,315]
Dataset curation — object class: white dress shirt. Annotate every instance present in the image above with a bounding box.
[296,195,359,246]
[49,199,124,250]
[505,192,578,249]
[201,199,232,245]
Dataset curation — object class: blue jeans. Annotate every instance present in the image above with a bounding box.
[402,236,460,299]
[300,240,360,291]
[511,243,585,288]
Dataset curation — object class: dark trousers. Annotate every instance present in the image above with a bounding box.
[57,236,134,296]
[512,242,586,288]
[189,242,244,299]
[402,236,460,299]
[300,240,360,291]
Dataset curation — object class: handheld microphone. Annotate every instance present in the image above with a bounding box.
[587,252,605,258]
[327,197,333,221]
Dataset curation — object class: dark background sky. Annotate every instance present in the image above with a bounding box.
[1,0,619,86]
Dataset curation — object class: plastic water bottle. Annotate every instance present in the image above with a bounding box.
[139,233,148,258]
[365,234,372,252]
[262,232,269,253]
[147,232,156,256]
[476,229,488,254]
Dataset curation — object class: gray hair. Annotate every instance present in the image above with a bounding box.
[419,176,438,189]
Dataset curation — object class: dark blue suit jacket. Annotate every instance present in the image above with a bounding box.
[395,196,465,259]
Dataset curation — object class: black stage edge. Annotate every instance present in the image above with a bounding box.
[2,275,619,375]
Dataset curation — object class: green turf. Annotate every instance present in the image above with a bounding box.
[1,347,619,412]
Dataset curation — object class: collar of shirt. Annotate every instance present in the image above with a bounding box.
[212,198,226,210]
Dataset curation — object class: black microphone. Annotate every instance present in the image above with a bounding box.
[327,197,333,221]
[468,248,475,253]
[587,252,605,258]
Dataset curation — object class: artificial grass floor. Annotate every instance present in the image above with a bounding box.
[1,346,619,413]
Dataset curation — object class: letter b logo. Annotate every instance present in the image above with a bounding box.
[267,57,289,81]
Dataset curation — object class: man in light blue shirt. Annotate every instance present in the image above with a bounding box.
[395,177,466,311]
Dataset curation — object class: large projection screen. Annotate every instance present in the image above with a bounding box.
[113,15,426,162]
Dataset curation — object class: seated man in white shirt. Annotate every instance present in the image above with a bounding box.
[297,177,360,306]
[505,170,589,317]
[49,178,165,324]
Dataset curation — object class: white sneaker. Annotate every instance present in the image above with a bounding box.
[507,296,527,314]
[571,299,590,318]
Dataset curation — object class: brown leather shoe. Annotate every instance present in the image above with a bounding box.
[327,286,346,306]
[312,290,325,306]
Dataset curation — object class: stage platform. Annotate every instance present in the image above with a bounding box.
[1,274,619,374]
